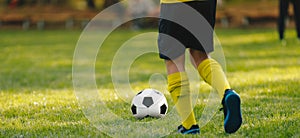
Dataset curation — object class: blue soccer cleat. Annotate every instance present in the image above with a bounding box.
[220,89,242,133]
[177,124,200,134]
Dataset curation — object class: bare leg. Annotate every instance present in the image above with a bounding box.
[189,49,209,68]
[165,54,186,75]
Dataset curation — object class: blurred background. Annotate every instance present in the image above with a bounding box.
[0,0,296,30]
[0,1,299,137]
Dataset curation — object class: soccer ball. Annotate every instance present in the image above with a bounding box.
[131,89,168,119]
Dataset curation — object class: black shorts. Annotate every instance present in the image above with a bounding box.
[158,0,216,60]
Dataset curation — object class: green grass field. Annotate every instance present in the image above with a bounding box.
[0,29,299,137]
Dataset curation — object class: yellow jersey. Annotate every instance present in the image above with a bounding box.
[161,0,205,4]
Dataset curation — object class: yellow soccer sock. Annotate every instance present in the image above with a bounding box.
[168,72,197,129]
[197,58,231,97]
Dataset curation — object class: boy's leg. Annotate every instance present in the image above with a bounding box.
[292,0,300,39]
[189,49,230,97]
[165,54,198,133]
[278,0,289,40]
[189,49,242,133]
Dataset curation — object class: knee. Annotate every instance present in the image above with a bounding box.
[189,49,209,67]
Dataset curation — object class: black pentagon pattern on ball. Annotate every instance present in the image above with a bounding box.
[131,104,137,114]
[154,90,161,95]
[142,97,154,107]
[160,104,167,114]
[136,91,143,95]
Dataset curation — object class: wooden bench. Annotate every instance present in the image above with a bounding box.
[0,13,30,29]
[0,6,101,30]
[215,2,282,28]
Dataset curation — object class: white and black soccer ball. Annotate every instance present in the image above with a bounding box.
[131,89,168,119]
